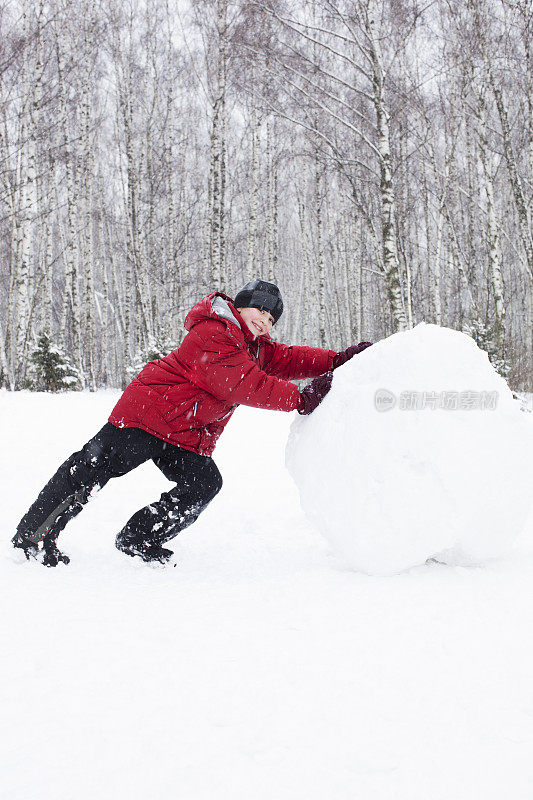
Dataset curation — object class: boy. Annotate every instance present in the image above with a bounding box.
[12,280,371,566]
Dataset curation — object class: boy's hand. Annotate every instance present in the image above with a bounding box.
[332,341,373,369]
[298,372,333,415]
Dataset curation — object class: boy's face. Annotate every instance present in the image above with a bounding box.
[237,306,275,337]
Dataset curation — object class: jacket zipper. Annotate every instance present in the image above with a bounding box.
[193,401,198,417]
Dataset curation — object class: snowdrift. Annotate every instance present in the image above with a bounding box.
[286,323,533,576]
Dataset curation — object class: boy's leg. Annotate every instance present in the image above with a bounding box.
[13,424,158,565]
[115,445,222,562]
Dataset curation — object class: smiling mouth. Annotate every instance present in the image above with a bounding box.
[253,322,263,334]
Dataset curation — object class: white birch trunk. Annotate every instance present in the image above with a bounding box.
[314,150,327,347]
[0,316,11,389]
[219,69,228,286]
[476,85,505,350]
[55,25,82,381]
[14,0,37,384]
[366,0,407,332]
[433,195,444,327]
[297,194,312,344]
[1,119,18,385]
[488,65,533,279]
[340,198,354,342]
[265,118,278,283]
[358,214,365,338]
[246,103,261,276]
[80,21,96,389]
[209,0,228,290]
[122,87,151,348]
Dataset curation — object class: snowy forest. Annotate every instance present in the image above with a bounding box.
[0,0,532,392]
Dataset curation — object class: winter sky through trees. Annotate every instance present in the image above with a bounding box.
[0,0,532,391]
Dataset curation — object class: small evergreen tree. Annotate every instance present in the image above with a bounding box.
[28,333,81,392]
[464,319,511,379]
[124,334,176,384]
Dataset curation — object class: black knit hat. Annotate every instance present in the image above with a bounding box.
[233,280,284,324]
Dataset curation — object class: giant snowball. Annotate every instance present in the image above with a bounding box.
[286,323,533,575]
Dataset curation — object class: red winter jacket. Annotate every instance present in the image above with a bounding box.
[109,293,335,456]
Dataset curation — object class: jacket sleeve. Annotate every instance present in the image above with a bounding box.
[188,324,301,412]
[261,341,336,381]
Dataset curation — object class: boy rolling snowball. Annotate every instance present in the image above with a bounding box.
[12,280,372,566]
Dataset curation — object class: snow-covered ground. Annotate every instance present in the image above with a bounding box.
[2,389,533,800]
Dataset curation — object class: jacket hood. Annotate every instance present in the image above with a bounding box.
[184,292,271,344]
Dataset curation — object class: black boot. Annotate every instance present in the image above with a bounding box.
[12,528,70,567]
[116,535,174,564]
[140,543,174,564]
[12,530,40,561]
[41,531,70,567]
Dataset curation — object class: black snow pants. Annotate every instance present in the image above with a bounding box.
[16,423,222,550]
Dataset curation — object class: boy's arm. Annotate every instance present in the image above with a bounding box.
[264,340,374,379]
[189,327,301,411]
[261,341,336,381]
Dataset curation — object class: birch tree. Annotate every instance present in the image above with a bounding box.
[252,0,416,331]
[0,0,532,390]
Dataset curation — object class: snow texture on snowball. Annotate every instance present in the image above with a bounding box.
[286,323,533,576]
